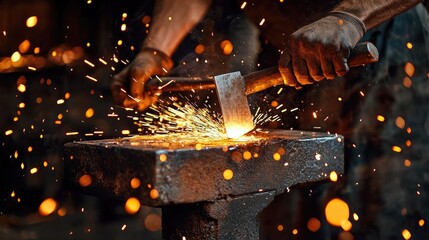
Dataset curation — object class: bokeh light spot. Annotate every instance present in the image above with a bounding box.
[325,198,349,227]
[223,169,234,180]
[307,217,321,232]
[85,108,94,118]
[39,198,57,216]
[26,16,38,28]
[79,174,92,187]
[125,197,141,215]
[402,229,411,240]
[130,178,141,189]
[144,213,161,232]
[150,189,159,199]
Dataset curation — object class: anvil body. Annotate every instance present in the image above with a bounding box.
[64,130,344,239]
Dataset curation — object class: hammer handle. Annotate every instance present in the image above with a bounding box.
[244,42,379,94]
[148,42,378,94]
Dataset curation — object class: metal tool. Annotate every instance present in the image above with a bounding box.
[146,42,379,138]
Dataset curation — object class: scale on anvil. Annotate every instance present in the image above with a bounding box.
[64,129,344,239]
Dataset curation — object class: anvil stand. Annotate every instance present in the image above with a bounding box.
[64,130,344,240]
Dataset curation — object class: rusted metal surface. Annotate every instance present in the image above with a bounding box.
[64,129,343,206]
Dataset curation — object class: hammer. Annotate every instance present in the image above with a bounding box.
[146,42,379,138]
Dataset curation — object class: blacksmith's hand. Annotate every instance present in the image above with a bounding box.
[111,48,173,111]
[279,12,366,88]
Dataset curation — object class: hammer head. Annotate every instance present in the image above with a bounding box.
[214,71,255,138]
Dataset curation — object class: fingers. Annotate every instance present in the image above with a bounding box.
[111,64,156,111]
[305,57,324,81]
[332,55,349,77]
[278,49,300,88]
[292,55,313,85]
[280,47,351,86]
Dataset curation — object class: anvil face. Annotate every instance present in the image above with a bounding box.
[64,130,344,207]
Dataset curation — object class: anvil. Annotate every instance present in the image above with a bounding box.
[64,130,344,239]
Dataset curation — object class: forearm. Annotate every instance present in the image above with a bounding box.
[334,0,422,29]
[143,0,212,56]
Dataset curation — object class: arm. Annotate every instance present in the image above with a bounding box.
[335,0,421,29]
[144,0,212,56]
[112,0,212,111]
[279,0,422,87]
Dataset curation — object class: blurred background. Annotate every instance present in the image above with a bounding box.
[0,0,164,239]
[1,0,429,240]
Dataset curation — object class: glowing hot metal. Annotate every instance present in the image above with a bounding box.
[214,71,255,138]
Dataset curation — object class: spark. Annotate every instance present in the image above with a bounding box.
[18,84,26,92]
[85,75,98,82]
[402,229,411,239]
[329,171,338,182]
[315,153,321,160]
[11,52,21,62]
[26,16,38,28]
[150,189,159,199]
[159,79,174,89]
[240,2,247,9]
[122,130,131,135]
[404,159,411,167]
[392,146,402,153]
[312,112,317,118]
[259,18,266,26]
[377,115,385,122]
[84,60,95,67]
[277,87,283,94]
[291,108,299,112]
[223,169,234,180]
[155,75,163,82]
[28,66,37,71]
[85,108,94,118]
[57,99,65,104]
[98,58,107,65]
[137,100,225,137]
[159,154,167,162]
[66,132,79,136]
[5,130,13,136]
[121,225,127,231]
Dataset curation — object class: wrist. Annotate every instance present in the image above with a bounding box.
[329,11,367,38]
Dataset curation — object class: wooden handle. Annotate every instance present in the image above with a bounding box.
[244,42,379,95]
[149,42,378,94]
